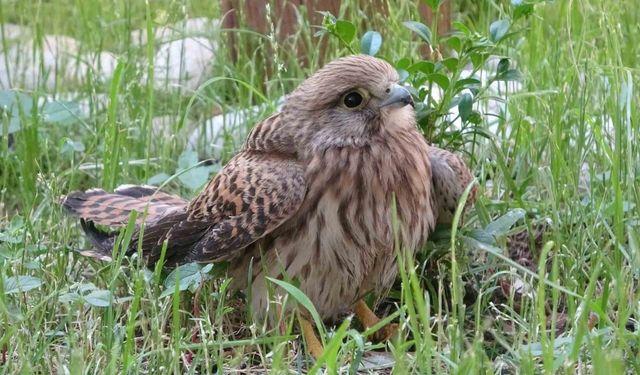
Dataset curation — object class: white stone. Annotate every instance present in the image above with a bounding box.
[131,17,220,46]
[149,37,216,92]
[188,108,257,158]
[75,51,118,83]
[188,98,283,157]
[0,35,78,89]
[0,33,117,90]
[0,23,29,42]
[151,115,184,136]
[55,92,109,118]
[131,18,220,93]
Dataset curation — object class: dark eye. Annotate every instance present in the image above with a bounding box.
[343,92,363,108]
[341,89,369,110]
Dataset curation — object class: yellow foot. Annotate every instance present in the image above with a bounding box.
[352,299,399,342]
[371,322,399,342]
[300,316,324,360]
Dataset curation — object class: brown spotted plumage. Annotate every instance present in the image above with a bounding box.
[62,55,475,323]
[63,185,187,226]
[429,148,477,224]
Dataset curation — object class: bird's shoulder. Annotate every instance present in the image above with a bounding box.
[243,112,287,152]
[168,147,307,262]
[186,146,306,222]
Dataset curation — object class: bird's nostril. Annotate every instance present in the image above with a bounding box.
[380,84,413,108]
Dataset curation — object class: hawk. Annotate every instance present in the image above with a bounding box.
[62,55,476,358]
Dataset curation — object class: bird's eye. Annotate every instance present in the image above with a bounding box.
[341,89,369,110]
[343,92,363,108]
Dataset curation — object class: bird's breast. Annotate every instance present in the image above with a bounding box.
[301,126,435,272]
[235,127,436,320]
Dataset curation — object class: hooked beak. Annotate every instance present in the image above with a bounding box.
[379,84,414,108]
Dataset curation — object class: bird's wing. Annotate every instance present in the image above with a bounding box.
[429,146,477,224]
[144,150,307,264]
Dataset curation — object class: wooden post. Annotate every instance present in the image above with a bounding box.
[221,1,452,65]
[419,0,452,37]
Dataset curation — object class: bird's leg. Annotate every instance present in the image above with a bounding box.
[299,316,324,360]
[352,299,399,342]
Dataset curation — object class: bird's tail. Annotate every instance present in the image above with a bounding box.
[61,185,188,260]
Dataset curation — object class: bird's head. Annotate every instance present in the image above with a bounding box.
[282,55,415,152]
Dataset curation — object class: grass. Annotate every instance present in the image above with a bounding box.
[1,0,640,373]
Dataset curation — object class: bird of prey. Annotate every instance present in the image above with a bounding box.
[62,55,476,358]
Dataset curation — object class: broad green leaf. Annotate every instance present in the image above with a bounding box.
[161,262,213,297]
[496,69,523,82]
[446,35,462,52]
[23,260,41,270]
[395,57,411,70]
[59,292,81,304]
[179,165,215,191]
[0,90,33,136]
[467,111,482,125]
[61,138,85,154]
[147,172,170,186]
[489,19,511,42]
[0,116,20,136]
[440,57,459,72]
[78,282,98,294]
[470,53,489,70]
[428,73,450,90]
[513,1,535,20]
[0,215,25,244]
[403,21,432,45]
[0,90,33,113]
[468,208,527,244]
[458,93,473,122]
[4,276,42,294]
[521,329,613,357]
[484,208,526,238]
[177,149,198,169]
[42,101,82,124]
[497,58,510,75]
[360,31,382,56]
[408,61,435,75]
[454,78,482,93]
[453,21,472,36]
[177,150,216,190]
[84,290,113,307]
[335,20,356,44]
[448,95,463,109]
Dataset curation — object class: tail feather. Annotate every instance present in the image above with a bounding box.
[62,185,187,227]
[77,219,115,260]
[61,185,189,262]
[113,185,188,207]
